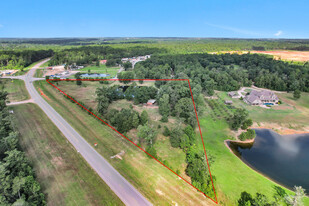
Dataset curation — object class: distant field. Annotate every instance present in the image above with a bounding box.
[34,80,216,206]
[79,65,119,78]
[11,103,123,206]
[0,79,30,102]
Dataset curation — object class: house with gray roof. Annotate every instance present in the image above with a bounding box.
[244,90,279,106]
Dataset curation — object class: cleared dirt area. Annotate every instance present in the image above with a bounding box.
[251,50,309,62]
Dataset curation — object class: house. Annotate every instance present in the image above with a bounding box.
[228,91,240,99]
[100,60,107,64]
[147,99,156,106]
[224,100,233,105]
[244,90,279,106]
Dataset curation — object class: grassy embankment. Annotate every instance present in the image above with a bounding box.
[0,79,30,102]
[34,80,216,206]
[11,103,123,206]
[78,65,119,78]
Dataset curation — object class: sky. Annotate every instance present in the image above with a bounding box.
[0,0,308,38]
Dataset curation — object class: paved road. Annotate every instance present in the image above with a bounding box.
[3,60,152,206]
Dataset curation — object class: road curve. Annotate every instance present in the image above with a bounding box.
[6,60,152,206]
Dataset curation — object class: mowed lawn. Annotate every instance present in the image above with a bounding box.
[34,80,217,206]
[79,65,119,78]
[0,79,30,102]
[11,103,123,206]
[199,116,309,205]
[217,91,309,126]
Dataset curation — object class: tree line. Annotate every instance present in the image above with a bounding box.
[133,53,309,93]
[49,46,165,67]
[0,50,53,71]
[0,91,46,205]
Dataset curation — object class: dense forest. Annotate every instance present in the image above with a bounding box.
[0,49,53,70]
[133,53,309,93]
[0,92,46,205]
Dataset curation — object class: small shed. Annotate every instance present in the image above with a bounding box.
[224,100,233,105]
[147,99,156,105]
[100,60,107,64]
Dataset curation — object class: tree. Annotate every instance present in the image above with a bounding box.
[285,186,306,206]
[137,125,157,145]
[96,60,100,67]
[140,110,149,125]
[159,94,170,117]
[170,127,183,148]
[123,62,132,71]
[293,90,301,100]
[132,113,140,128]
[229,109,249,130]
[163,126,171,136]
[145,146,157,159]
[241,119,253,130]
[184,125,196,144]
[238,192,254,206]
[12,176,26,199]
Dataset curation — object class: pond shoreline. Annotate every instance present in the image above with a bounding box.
[224,138,295,193]
[225,128,309,195]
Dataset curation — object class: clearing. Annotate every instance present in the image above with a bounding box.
[0,79,30,102]
[78,64,119,78]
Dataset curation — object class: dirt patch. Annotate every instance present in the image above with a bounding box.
[251,50,309,62]
[52,156,64,167]
[39,88,50,100]
[251,122,309,135]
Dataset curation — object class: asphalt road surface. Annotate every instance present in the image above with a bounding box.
[4,60,152,206]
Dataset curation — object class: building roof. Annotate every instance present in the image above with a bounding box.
[228,91,240,96]
[147,99,156,104]
[245,89,278,104]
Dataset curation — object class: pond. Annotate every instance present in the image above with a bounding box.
[80,73,110,78]
[228,129,309,191]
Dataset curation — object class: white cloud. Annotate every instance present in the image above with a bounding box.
[274,30,283,36]
[205,22,261,36]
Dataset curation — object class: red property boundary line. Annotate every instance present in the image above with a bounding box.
[46,78,218,204]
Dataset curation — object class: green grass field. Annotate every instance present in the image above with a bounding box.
[34,69,44,78]
[79,65,119,78]
[34,80,216,206]
[198,116,309,205]
[0,79,30,102]
[11,103,124,206]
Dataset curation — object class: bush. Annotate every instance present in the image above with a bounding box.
[163,126,171,136]
[239,129,256,141]
[146,146,157,159]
